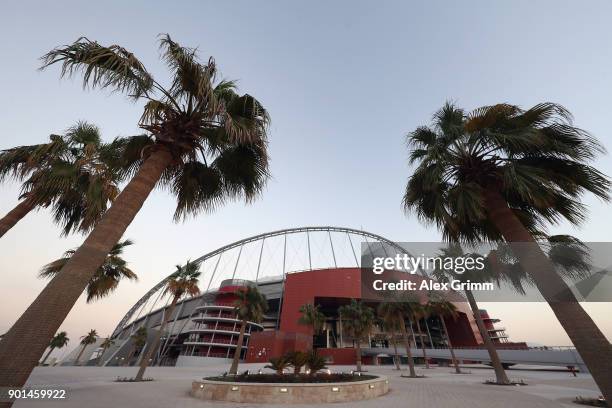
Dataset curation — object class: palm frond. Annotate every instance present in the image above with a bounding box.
[41,37,153,99]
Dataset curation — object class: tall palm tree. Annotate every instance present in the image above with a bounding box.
[0,35,270,390]
[409,301,431,369]
[376,313,401,370]
[403,102,611,400]
[298,303,326,342]
[135,260,201,380]
[378,299,417,377]
[126,327,148,366]
[0,122,120,238]
[338,300,375,373]
[75,329,98,365]
[40,332,69,366]
[427,296,462,374]
[40,239,137,302]
[229,286,268,375]
[97,337,115,367]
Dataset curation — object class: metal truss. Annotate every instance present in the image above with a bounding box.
[110,226,408,339]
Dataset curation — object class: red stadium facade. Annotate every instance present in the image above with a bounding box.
[244,267,524,365]
[108,228,526,368]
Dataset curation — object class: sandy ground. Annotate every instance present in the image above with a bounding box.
[12,363,601,408]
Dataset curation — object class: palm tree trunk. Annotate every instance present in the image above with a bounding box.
[415,320,430,368]
[356,340,363,372]
[40,346,55,366]
[399,319,417,377]
[0,196,36,238]
[124,346,136,366]
[0,149,173,392]
[135,295,178,381]
[440,317,461,374]
[97,346,109,367]
[391,336,401,370]
[229,320,247,374]
[465,289,509,384]
[484,190,612,400]
[75,344,88,366]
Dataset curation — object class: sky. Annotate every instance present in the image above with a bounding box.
[1,1,611,358]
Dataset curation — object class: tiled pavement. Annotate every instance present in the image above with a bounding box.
[14,363,601,407]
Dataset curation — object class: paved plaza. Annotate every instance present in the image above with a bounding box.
[14,363,601,408]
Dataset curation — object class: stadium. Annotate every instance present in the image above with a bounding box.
[73,227,517,368]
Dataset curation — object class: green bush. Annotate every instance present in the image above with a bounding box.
[264,356,291,375]
[305,350,327,375]
[285,351,309,374]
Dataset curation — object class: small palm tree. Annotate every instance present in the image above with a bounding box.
[39,239,137,302]
[0,35,270,389]
[298,303,326,339]
[40,332,69,366]
[403,102,612,400]
[338,300,375,373]
[427,296,462,374]
[75,329,98,365]
[0,122,120,238]
[265,356,290,375]
[97,337,115,367]
[135,260,201,380]
[229,286,268,375]
[305,350,327,375]
[286,351,309,374]
[126,327,148,366]
[378,300,417,377]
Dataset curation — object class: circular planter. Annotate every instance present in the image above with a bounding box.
[191,375,389,404]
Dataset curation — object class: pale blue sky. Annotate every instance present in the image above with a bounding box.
[1,1,611,353]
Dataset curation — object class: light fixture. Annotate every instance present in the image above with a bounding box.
[199,384,204,389]
[331,387,340,392]
[279,388,288,393]
[369,384,375,389]
[231,386,239,391]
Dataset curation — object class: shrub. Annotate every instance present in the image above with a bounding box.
[264,356,291,375]
[285,351,309,374]
[305,351,327,375]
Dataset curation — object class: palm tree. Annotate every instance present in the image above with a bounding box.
[376,315,401,370]
[229,286,268,375]
[427,296,462,374]
[432,244,509,383]
[0,122,120,238]
[75,329,98,365]
[40,332,69,366]
[305,350,327,375]
[298,303,326,345]
[126,327,148,366]
[97,337,115,367]
[135,260,201,380]
[286,351,309,374]
[409,301,431,369]
[265,356,290,375]
[378,300,417,377]
[0,35,270,390]
[403,102,612,400]
[39,239,137,302]
[338,300,375,373]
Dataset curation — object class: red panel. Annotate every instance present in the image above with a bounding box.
[279,268,362,335]
[245,331,312,363]
[317,348,356,365]
[444,313,479,347]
